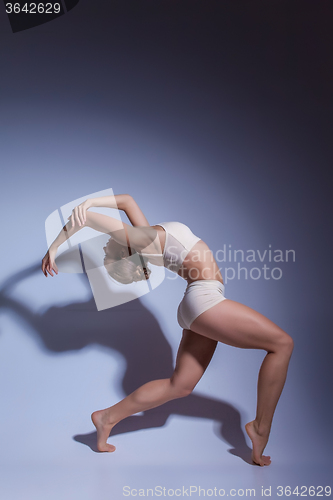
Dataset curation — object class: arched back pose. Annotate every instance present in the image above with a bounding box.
[42,194,294,466]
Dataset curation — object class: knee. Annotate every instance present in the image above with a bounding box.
[276,333,294,356]
[169,378,194,399]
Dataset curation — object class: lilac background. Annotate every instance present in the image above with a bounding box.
[0,1,332,498]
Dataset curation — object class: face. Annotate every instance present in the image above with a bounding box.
[103,238,128,266]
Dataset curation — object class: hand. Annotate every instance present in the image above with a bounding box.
[68,199,91,227]
[41,246,58,277]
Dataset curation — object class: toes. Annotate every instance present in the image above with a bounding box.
[97,443,116,453]
[253,455,271,466]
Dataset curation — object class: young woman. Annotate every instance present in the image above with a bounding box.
[42,193,294,466]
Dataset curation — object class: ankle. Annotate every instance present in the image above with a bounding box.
[92,408,118,429]
[253,419,271,437]
[98,408,116,426]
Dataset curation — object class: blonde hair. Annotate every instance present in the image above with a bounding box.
[105,254,151,284]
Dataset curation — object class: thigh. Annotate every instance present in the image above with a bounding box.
[170,329,218,390]
[190,299,288,352]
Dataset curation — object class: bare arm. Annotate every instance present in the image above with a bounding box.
[42,194,151,277]
[48,212,127,253]
[48,218,87,250]
[41,212,129,277]
[86,194,150,227]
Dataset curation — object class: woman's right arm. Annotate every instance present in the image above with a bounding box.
[76,194,150,228]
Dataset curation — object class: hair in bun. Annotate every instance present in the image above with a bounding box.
[105,254,151,284]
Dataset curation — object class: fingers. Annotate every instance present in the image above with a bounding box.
[76,206,84,226]
[69,204,86,228]
[42,262,49,277]
[74,206,79,226]
[79,205,86,226]
[42,257,48,277]
[41,261,47,277]
[48,258,58,276]
[47,261,55,277]
[41,257,58,277]
[45,259,52,277]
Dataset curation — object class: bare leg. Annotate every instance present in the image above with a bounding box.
[190,299,294,466]
[92,330,217,452]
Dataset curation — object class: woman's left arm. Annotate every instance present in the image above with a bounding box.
[42,209,130,275]
[41,218,82,277]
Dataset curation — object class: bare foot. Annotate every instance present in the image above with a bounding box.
[245,421,271,466]
[91,410,117,452]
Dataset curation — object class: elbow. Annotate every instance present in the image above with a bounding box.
[121,194,135,210]
[124,194,134,203]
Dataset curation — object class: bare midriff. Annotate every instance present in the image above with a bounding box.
[152,225,223,285]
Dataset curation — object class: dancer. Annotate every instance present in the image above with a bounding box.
[42,193,293,466]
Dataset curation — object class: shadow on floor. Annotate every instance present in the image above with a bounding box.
[0,262,253,465]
